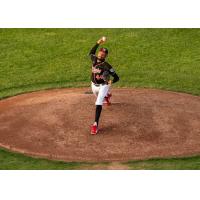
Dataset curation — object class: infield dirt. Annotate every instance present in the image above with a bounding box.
[0,88,200,162]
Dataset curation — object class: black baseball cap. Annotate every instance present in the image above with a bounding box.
[99,47,108,54]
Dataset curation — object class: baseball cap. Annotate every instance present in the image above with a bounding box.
[99,47,108,54]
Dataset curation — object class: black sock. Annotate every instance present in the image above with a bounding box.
[95,105,102,126]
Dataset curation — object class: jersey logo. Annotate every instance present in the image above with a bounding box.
[92,67,102,74]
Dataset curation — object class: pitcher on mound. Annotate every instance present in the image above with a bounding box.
[89,36,120,135]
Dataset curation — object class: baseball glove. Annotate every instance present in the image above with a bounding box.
[102,70,110,82]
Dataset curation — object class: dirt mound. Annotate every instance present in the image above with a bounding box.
[0,88,200,162]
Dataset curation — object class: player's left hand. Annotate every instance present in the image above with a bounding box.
[108,80,112,85]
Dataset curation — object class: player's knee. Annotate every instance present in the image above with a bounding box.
[95,97,104,105]
[95,101,103,106]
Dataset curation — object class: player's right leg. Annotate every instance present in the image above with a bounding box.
[104,84,112,105]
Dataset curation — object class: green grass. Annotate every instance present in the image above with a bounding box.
[0,147,99,170]
[1,147,200,170]
[1,29,200,98]
[126,156,200,170]
[0,28,200,169]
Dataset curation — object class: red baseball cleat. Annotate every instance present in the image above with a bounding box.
[91,124,98,135]
[104,93,112,106]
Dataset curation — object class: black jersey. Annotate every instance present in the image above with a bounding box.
[89,43,119,84]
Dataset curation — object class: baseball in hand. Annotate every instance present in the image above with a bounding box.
[97,36,107,44]
[102,36,106,42]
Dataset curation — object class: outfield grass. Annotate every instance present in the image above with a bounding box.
[1,29,200,99]
[0,28,200,169]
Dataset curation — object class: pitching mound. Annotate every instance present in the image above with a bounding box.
[0,88,200,162]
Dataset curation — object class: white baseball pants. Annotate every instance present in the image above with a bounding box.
[91,82,110,105]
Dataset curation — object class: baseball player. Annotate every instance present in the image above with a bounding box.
[89,36,119,135]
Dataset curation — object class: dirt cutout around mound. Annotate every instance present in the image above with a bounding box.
[0,88,200,162]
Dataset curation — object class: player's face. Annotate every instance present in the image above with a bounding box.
[97,51,107,60]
